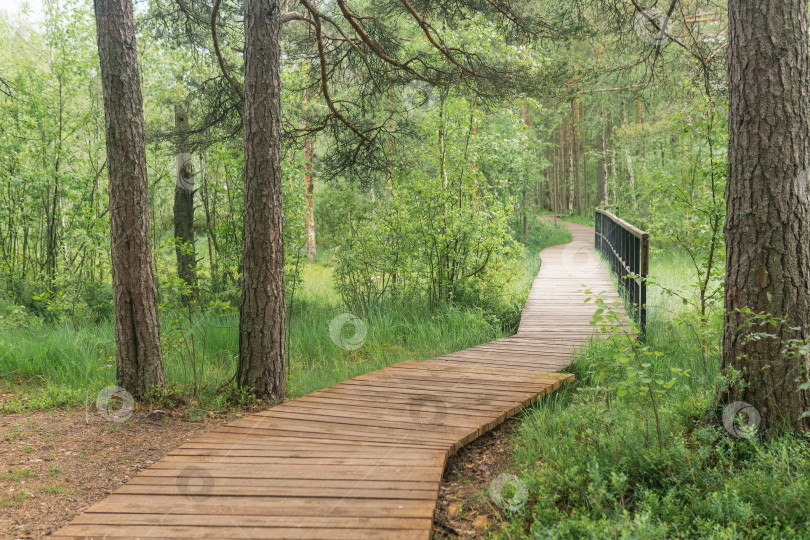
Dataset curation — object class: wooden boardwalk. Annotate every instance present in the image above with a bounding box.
[53,219,621,539]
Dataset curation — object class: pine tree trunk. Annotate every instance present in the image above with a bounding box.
[551,128,560,216]
[522,101,529,238]
[581,99,587,214]
[621,98,636,210]
[238,0,286,401]
[94,0,166,396]
[596,109,607,207]
[550,128,560,215]
[723,0,810,433]
[567,120,574,216]
[173,104,198,300]
[304,139,316,259]
[571,101,581,216]
[303,88,316,260]
[638,101,647,177]
[608,117,617,208]
[200,153,220,291]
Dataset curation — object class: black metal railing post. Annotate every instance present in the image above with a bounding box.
[594,209,649,337]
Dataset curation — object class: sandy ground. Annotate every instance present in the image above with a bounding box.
[0,402,239,539]
[1,399,525,539]
[432,418,527,539]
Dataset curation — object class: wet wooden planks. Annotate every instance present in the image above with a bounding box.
[52,219,621,540]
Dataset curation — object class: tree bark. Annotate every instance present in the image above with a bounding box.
[567,119,574,215]
[94,0,166,396]
[723,0,810,433]
[606,114,616,208]
[173,104,198,300]
[596,109,607,208]
[571,101,580,216]
[521,101,529,238]
[200,153,220,291]
[238,0,286,401]
[551,128,560,216]
[638,101,647,178]
[303,86,316,260]
[621,97,636,210]
[579,99,588,215]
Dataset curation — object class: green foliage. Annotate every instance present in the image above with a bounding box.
[585,289,693,453]
[330,96,534,330]
[0,249,548,412]
[516,214,571,252]
[496,253,810,539]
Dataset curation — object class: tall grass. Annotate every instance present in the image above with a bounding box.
[494,248,810,539]
[0,217,571,413]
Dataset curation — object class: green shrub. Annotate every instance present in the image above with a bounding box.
[496,252,810,539]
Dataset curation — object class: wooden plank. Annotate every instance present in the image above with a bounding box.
[158,454,444,467]
[168,446,441,459]
[139,465,443,482]
[68,513,433,529]
[209,426,454,447]
[250,408,485,433]
[53,525,427,539]
[53,220,624,540]
[82,494,438,518]
[125,476,438,491]
[116,483,438,500]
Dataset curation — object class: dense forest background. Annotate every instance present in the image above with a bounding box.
[0,0,731,408]
[0,0,724,329]
[5,1,810,538]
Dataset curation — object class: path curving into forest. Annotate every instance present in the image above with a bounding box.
[53,218,623,540]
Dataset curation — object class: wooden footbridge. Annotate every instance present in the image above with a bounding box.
[53,218,629,539]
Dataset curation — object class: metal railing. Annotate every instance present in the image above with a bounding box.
[594,209,649,336]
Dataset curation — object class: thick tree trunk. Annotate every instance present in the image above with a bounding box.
[173,105,198,300]
[723,0,810,433]
[94,0,166,396]
[238,0,286,401]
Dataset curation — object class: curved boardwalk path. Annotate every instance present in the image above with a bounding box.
[54,220,621,539]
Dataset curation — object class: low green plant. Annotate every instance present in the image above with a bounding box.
[42,484,68,495]
[585,289,692,453]
[0,215,571,418]
[495,250,810,539]
[3,467,36,482]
